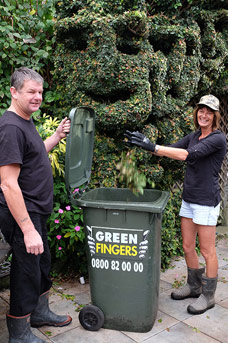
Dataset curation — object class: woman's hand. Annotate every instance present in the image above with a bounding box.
[124,130,156,152]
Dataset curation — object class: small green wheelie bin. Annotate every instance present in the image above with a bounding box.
[65,107,169,333]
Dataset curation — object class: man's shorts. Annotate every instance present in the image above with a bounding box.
[179,199,220,226]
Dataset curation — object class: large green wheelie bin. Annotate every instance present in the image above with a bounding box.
[65,107,169,333]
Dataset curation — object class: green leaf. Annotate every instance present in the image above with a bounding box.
[30,9,36,16]
[64,232,71,238]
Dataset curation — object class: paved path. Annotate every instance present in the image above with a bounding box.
[0,231,228,342]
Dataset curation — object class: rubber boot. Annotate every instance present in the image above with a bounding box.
[30,290,72,328]
[171,267,205,300]
[187,274,217,315]
[6,313,45,343]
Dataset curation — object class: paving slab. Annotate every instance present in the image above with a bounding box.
[159,279,172,293]
[140,322,220,343]
[122,310,178,342]
[50,326,135,343]
[160,264,187,285]
[215,277,228,303]
[0,288,10,303]
[0,318,9,343]
[216,239,228,258]
[218,297,228,308]
[51,280,91,305]
[184,304,228,343]
[218,264,228,281]
[0,297,8,320]
[158,288,195,321]
[52,280,90,296]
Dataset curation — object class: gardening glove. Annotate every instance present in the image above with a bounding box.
[124,130,156,152]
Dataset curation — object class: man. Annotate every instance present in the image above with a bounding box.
[0,67,72,343]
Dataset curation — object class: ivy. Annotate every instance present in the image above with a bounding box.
[53,0,228,269]
[0,0,57,116]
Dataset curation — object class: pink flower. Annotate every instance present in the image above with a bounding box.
[54,219,59,224]
[73,188,79,194]
[56,235,62,240]
[66,206,71,211]
[58,209,64,214]
[58,247,62,250]
[74,226,80,232]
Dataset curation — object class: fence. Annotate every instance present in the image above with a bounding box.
[219,96,228,224]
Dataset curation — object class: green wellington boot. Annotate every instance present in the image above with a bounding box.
[187,274,217,315]
[6,313,45,343]
[31,290,72,328]
[171,267,205,300]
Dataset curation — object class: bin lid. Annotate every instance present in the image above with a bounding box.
[65,106,95,193]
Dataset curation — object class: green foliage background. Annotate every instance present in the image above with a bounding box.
[54,0,228,190]
[0,0,227,273]
[0,0,58,115]
[53,0,228,270]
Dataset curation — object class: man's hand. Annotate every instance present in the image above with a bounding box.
[124,130,156,152]
[23,228,44,255]
[44,117,71,152]
[56,117,71,140]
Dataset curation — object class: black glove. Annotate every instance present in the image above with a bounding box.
[124,130,156,152]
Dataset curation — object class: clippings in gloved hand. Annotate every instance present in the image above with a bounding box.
[117,151,146,195]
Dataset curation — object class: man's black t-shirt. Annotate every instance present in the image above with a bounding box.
[171,130,227,206]
[0,111,53,214]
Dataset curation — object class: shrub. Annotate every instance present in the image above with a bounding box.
[53,0,228,195]
[47,186,87,275]
[53,0,228,269]
[161,189,183,270]
[0,0,57,116]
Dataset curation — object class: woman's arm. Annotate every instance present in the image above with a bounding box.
[124,130,189,161]
[154,145,189,161]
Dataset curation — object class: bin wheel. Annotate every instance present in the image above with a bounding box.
[79,305,105,331]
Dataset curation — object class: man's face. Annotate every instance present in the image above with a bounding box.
[12,79,43,116]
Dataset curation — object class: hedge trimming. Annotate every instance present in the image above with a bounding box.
[54,1,228,190]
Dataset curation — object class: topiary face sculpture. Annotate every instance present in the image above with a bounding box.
[54,1,228,187]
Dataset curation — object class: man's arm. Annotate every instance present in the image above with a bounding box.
[44,117,71,153]
[0,164,44,255]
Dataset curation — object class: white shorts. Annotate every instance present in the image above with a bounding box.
[179,200,220,226]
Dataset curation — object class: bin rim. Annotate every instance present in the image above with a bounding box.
[72,187,170,214]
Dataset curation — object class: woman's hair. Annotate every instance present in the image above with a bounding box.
[193,105,221,131]
[11,67,43,90]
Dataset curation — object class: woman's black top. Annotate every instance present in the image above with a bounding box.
[171,130,227,206]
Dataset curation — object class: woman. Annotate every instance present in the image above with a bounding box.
[125,94,227,315]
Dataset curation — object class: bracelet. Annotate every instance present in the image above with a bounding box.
[155,145,160,153]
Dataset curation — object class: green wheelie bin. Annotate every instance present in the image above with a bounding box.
[65,107,169,333]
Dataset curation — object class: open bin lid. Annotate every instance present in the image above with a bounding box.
[65,106,95,194]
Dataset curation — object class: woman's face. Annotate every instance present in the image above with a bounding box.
[197,106,214,130]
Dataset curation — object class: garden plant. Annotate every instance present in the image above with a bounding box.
[0,0,227,273]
